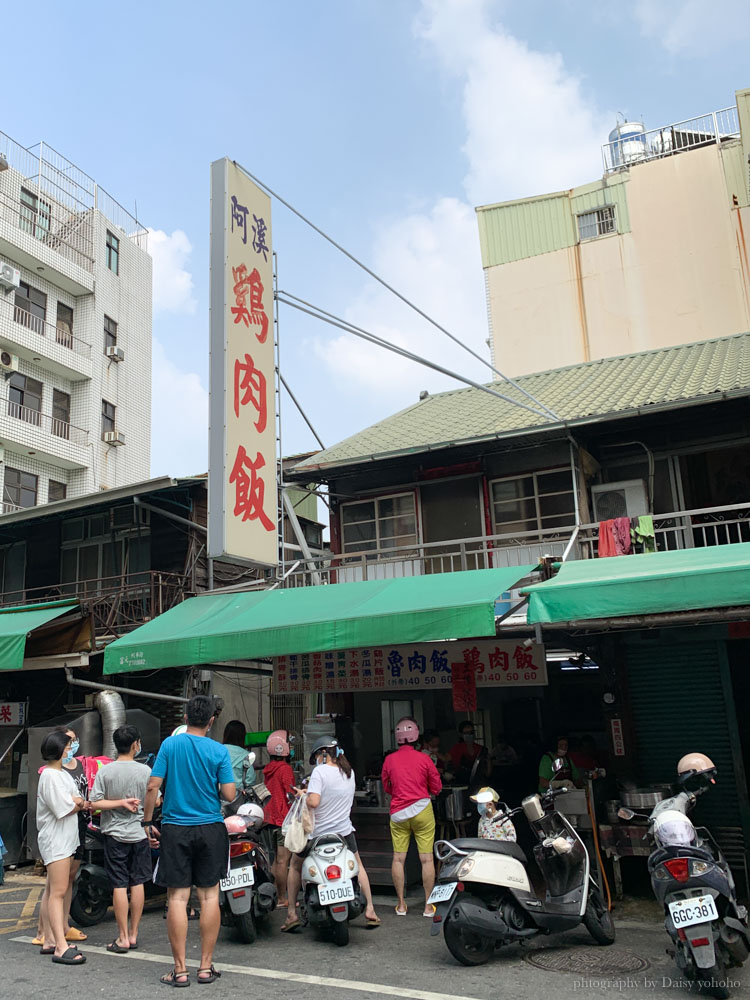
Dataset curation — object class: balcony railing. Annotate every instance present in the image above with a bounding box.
[602,105,740,173]
[8,298,92,358]
[278,501,750,588]
[3,396,87,447]
[0,571,193,639]
[0,185,94,273]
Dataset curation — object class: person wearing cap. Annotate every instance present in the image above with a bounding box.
[263,730,296,908]
[471,787,517,842]
[381,717,442,917]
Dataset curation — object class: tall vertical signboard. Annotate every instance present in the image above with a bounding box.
[209,159,278,567]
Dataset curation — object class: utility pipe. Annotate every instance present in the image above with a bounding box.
[133,497,207,534]
[65,668,188,704]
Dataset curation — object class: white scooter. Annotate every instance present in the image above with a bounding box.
[299,833,365,946]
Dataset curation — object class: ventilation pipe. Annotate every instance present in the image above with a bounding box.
[95,690,127,759]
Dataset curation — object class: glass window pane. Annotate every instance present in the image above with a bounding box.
[537,470,571,494]
[79,545,99,581]
[342,521,376,547]
[378,495,414,519]
[342,501,375,525]
[538,492,575,518]
[379,515,417,539]
[492,477,534,504]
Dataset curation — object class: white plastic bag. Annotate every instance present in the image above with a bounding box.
[283,795,309,853]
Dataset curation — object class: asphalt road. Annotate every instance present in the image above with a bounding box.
[1,871,748,999]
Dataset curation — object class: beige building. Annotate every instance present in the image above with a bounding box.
[477,88,750,376]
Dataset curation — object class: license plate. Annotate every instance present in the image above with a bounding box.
[668,895,718,928]
[318,882,355,905]
[220,864,255,892]
[428,882,458,905]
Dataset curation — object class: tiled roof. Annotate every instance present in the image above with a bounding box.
[293,333,750,474]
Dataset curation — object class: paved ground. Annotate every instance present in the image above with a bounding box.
[1,871,748,999]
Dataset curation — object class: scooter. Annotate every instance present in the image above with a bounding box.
[620,770,749,998]
[429,783,615,966]
[219,768,276,943]
[299,833,365,946]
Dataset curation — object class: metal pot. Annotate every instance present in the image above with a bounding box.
[440,786,471,821]
[620,786,671,809]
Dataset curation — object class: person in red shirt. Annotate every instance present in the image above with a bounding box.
[449,721,490,789]
[262,730,295,908]
[381,718,442,916]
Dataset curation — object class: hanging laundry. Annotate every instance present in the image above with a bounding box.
[598,520,618,557]
[612,517,632,555]
[631,514,657,553]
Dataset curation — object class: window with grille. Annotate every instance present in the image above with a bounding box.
[8,373,43,426]
[340,493,418,554]
[48,480,67,502]
[4,467,38,509]
[104,315,118,351]
[577,205,616,241]
[490,469,576,536]
[106,230,120,274]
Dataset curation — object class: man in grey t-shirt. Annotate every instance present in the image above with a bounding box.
[90,725,151,952]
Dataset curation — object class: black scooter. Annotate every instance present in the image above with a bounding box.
[429,783,614,966]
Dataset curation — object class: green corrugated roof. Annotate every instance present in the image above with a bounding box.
[293,333,750,475]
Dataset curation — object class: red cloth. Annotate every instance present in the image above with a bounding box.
[598,517,632,557]
[263,759,295,827]
[449,740,483,771]
[381,744,442,815]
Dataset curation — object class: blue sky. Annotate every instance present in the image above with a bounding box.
[2,0,749,476]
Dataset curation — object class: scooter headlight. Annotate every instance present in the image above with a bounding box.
[457,858,475,878]
[690,860,711,876]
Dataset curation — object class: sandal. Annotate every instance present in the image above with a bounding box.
[366,915,381,928]
[65,927,88,942]
[280,916,301,932]
[51,947,86,965]
[197,966,221,984]
[32,935,45,946]
[40,946,56,955]
[160,969,190,987]
[395,904,408,916]
[107,939,129,953]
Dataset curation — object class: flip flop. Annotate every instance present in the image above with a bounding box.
[51,947,86,965]
[280,916,302,932]
[423,904,436,917]
[107,940,129,953]
[197,966,221,984]
[32,935,45,946]
[160,969,190,987]
[129,942,139,951]
[395,905,408,916]
[366,916,381,928]
[65,927,88,942]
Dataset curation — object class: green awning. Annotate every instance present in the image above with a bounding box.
[523,543,750,624]
[0,600,81,672]
[103,566,535,675]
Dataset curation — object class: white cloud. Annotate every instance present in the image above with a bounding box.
[313,0,611,415]
[634,0,750,55]
[149,228,198,315]
[151,339,208,476]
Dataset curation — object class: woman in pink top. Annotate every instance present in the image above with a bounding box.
[381,718,442,916]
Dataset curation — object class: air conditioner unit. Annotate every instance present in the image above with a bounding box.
[105,345,125,362]
[0,350,19,373]
[591,479,648,521]
[102,430,125,446]
[0,261,20,293]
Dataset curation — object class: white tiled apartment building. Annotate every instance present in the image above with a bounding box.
[0,133,151,511]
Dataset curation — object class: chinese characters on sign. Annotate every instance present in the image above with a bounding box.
[209,159,277,566]
[272,640,547,694]
[0,701,25,726]
[610,718,626,757]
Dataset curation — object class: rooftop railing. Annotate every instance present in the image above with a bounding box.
[0,184,94,273]
[602,105,740,173]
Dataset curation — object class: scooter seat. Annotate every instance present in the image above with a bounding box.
[450,838,527,864]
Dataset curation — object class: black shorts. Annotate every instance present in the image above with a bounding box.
[156,823,229,889]
[73,814,87,861]
[296,831,358,859]
[103,835,153,889]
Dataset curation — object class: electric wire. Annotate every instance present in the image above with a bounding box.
[234,161,561,423]
[277,292,556,422]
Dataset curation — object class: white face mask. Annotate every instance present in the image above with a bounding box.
[463,734,475,745]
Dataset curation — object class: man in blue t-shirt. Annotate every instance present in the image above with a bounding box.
[143,695,235,987]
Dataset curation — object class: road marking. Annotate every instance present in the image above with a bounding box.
[20,887,41,920]
[12,936,484,1000]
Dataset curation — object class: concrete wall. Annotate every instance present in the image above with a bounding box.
[486,143,750,376]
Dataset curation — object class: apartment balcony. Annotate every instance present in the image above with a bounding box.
[0,295,92,382]
[0,396,88,469]
[0,570,193,641]
[278,501,750,589]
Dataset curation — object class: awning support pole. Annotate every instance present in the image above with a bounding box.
[65,668,189,704]
[282,490,322,585]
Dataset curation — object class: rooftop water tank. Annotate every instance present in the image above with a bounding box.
[608,121,647,167]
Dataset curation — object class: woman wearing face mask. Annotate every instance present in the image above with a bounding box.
[470,787,517,841]
[538,735,582,794]
[33,727,90,948]
[449,721,490,789]
[281,737,379,932]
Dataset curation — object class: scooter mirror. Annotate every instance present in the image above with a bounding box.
[617,807,635,820]
[552,757,564,772]
[246,751,256,767]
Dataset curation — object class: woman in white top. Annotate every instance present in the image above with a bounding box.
[36,730,86,965]
[281,736,379,932]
